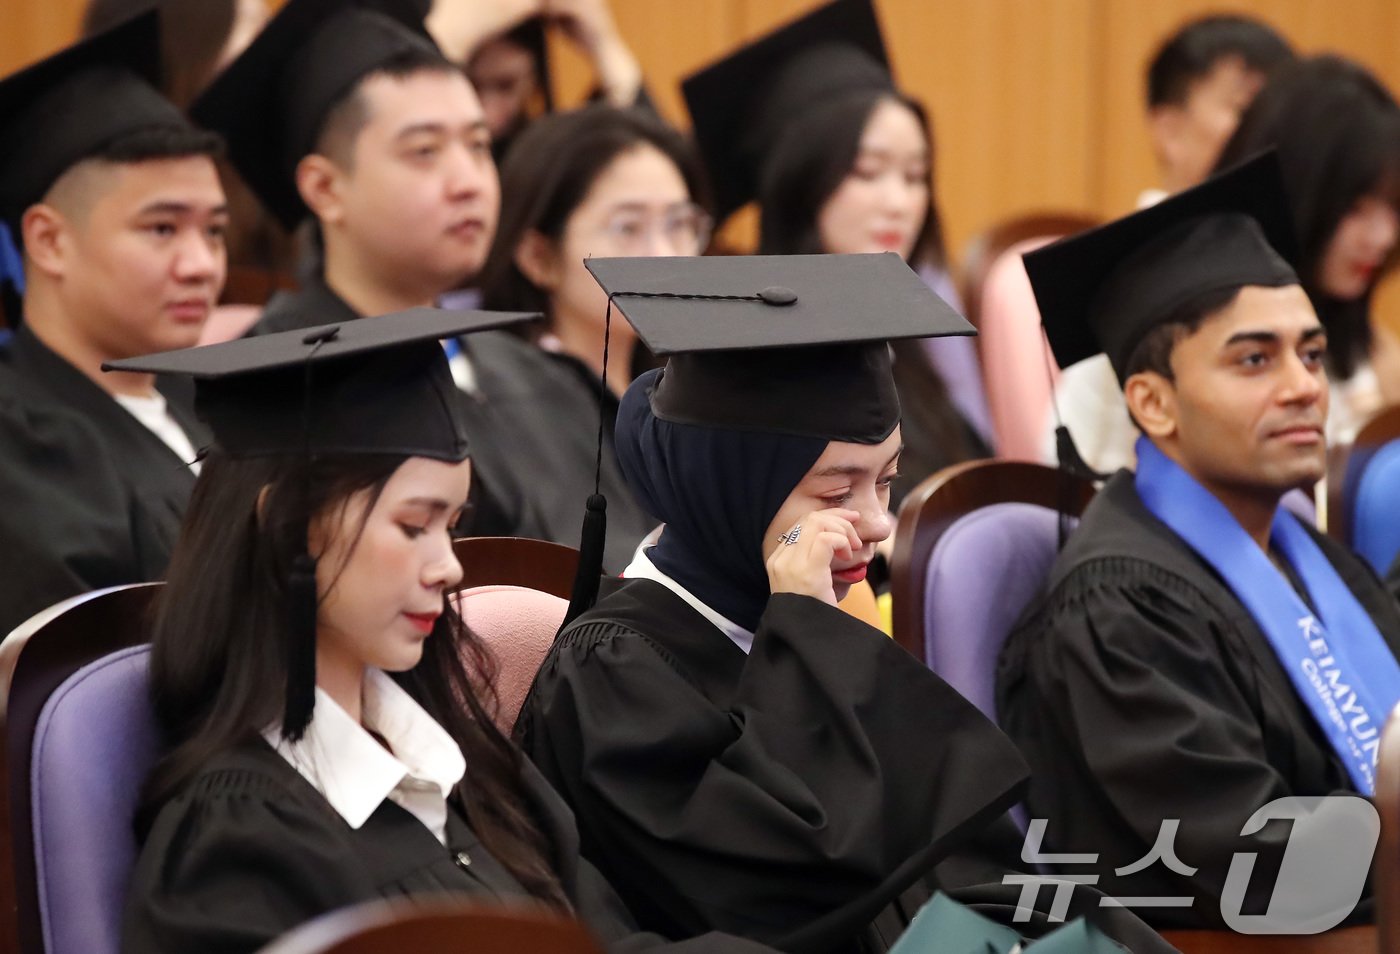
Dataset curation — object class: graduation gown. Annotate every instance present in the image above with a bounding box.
[124,740,775,954]
[1386,552,1400,606]
[0,327,204,633]
[254,281,653,568]
[517,579,1174,953]
[997,472,1400,928]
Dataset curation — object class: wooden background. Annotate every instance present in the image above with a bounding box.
[8,0,1400,323]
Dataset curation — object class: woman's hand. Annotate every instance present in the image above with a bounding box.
[766,509,862,607]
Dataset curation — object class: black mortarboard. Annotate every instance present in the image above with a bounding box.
[681,0,892,221]
[190,0,439,230]
[588,251,969,444]
[559,251,970,625]
[106,305,536,740]
[104,306,535,460]
[1026,152,1300,383]
[0,11,193,232]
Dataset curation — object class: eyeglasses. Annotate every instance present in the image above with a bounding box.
[595,203,713,255]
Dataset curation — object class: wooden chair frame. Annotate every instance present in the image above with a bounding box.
[888,459,1095,659]
[451,537,580,601]
[959,211,1101,335]
[257,898,602,954]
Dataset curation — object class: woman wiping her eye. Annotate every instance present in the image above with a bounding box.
[117,309,773,954]
[516,254,1174,954]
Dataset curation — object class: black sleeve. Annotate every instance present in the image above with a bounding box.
[1384,551,1400,607]
[123,782,369,954]
[0,400,143,633]
[525,593,1027,947]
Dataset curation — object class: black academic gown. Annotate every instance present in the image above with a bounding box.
[254,282,652,567]
[1385,552,1400,606]
[467,343,656,572]
[123,740,775,954]
[518,580,1174,953]
[997,472,1400,929]
[0,328,204,633]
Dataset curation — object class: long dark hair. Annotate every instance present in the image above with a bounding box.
[1214,55,1400,380]
[757,89,946,270]
[757,90,975,474]
[139,449,568,909]
[478,103,710,327]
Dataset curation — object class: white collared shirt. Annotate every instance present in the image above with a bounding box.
[263,668,466,844]
[623,549,756,654]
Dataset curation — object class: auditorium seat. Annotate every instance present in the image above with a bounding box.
[889,459,1095,663]
[257,897,602,954]
[0,583,160,954]
[960,213,1099,461]
[453,584,567,734]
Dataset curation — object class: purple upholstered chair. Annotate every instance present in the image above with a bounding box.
[922,502,1072,723]
[31,645,157,954]
[0,582,157,954]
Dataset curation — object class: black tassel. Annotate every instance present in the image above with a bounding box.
[562,493,607,628]
[1054,425,1111,482]
[282,552,319,741]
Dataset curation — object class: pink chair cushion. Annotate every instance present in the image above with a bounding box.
[979,237,1061,461]
[453,585,566,734]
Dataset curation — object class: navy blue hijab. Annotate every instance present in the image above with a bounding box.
[614,369,828,632]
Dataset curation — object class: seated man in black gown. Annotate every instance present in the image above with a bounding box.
[998,154,1400,930]
[190,0,583,539]
[0,13,226,633]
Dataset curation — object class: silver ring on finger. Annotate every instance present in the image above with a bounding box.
[779,524,802,546]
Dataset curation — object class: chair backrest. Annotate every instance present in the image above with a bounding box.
[1327,403,1400,545]
[258,898,603,954]
[890,459,1095,660]
[32,647,156,954]
[1350,441,1400,573]
[0,583,159,954]
[452,538,580,601]
[453,585,567,734]
[960,212,1099,460]
[922,503,1071,721]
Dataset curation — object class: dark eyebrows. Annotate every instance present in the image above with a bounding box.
[395,118,490,141]
[399,496,456,514]
[809,445,904,479]
[137,201,230,217]
[1223,325,1326,348]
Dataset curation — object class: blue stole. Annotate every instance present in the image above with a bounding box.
[1134,436,1400,794]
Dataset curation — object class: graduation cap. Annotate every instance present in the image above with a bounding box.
[105,305,537,738]
[1026,151,1300,384]
[0,10,193,232]
[561,251,971,623]
[190,0,439,230]
[681,0,893,221]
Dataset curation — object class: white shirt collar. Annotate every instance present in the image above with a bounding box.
[263,668,466,842]
[623,549,755,654]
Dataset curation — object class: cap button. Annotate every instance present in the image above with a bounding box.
[758,286,798,306]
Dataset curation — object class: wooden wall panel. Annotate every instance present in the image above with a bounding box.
[0,0,86,75]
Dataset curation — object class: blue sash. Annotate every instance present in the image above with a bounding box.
[1134,436,1400,794]
[0,222,24,295]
